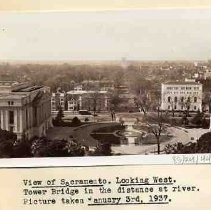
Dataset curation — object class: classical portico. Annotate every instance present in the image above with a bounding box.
[0,81,52,139]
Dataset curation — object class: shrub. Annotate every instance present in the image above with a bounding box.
[164,132,211,154]
[13,139,32,158]
[31,137,85,157]
[72,117,81,126]
[93,143,112,156]
[85,117,89,122]
[0,129,17,158]
[91,133,120,145]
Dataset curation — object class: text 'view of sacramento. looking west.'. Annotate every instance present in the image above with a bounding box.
[0,9,211,158]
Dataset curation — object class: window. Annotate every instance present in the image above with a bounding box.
[194,97,197,103]
[181,97,184,103]
[9,111,14,124]
[194,106,197,110]
[174,97,177,102]
[8,101,14,106]
[187,97,191,102]
[174,105,177,110]
[168,96,171,102]
[168,105,171,110]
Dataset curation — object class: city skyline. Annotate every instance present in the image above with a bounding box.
[0,8,211,61]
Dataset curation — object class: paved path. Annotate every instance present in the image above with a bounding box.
[47,127,75,140]
[47,122,120,147]
[72,122,119,147]
[112,126,210,155]
[47,120,210,155]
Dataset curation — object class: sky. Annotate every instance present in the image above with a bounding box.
[0,9,211,61]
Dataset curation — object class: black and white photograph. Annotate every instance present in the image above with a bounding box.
[0,8,211,158]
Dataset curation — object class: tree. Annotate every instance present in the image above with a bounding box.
[110,94,122,112]
[31,137,85,157]
[89,91,100,115]
[13,138,32,158]
[164,132,211,154]
[134,91,152,116]
[72,117,81,126]
[179,96,191,117]
[147,108,168,154]
[191,110,204,126]
[129,77,153,116]
[54,106,64,125]
[163,94,176,117]
[0,129,17,158]
[94,142,112,156]
[113,70,124,89]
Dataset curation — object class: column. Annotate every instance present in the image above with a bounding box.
[20,109,23,133]
[79,96,82,108]
[5,110,9,131]
[105,96,108,109]
[14,109,18,133]
[17,109,20,132]
[0,110,4,130]
[209,113,211,131]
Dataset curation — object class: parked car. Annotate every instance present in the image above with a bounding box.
[78,110,92,115]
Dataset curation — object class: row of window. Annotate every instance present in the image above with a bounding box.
[165,91,199,95]
[52,102,65,106]
[167,96,198,103]
[166,86,200,90]
[168,105,198,110]
[51,98,65,101]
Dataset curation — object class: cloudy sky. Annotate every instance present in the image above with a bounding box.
[0,8,211,61]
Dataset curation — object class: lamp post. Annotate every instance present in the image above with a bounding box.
[209,93,211,131]
[209,103,211,131]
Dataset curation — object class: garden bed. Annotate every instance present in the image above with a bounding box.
[90,133,120,145]
[92,124,124,133]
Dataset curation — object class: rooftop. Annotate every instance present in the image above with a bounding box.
[67,90,108,94]
[163,81,201,85]
[0,81,19,86]
[13,85,43,92]
[0,93,27,100]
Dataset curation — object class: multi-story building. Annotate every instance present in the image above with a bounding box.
[51,91,66,111]
[66,90,109,112]
[0,81,52,139]
[161,81,202,112]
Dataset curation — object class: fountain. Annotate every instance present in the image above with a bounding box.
[119,122,142,145]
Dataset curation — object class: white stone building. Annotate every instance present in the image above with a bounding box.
[161,81,202,112]
[0,81,52,139]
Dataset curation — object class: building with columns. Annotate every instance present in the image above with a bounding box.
[0,81,52,139]
[161,81,202,112]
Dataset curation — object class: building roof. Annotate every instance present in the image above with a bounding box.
[0,81,49,101]
[0,93,27,100]
[12,85,43,92]
[67,90,108,95]
[0,81,19,86]
[163,81,201,85]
